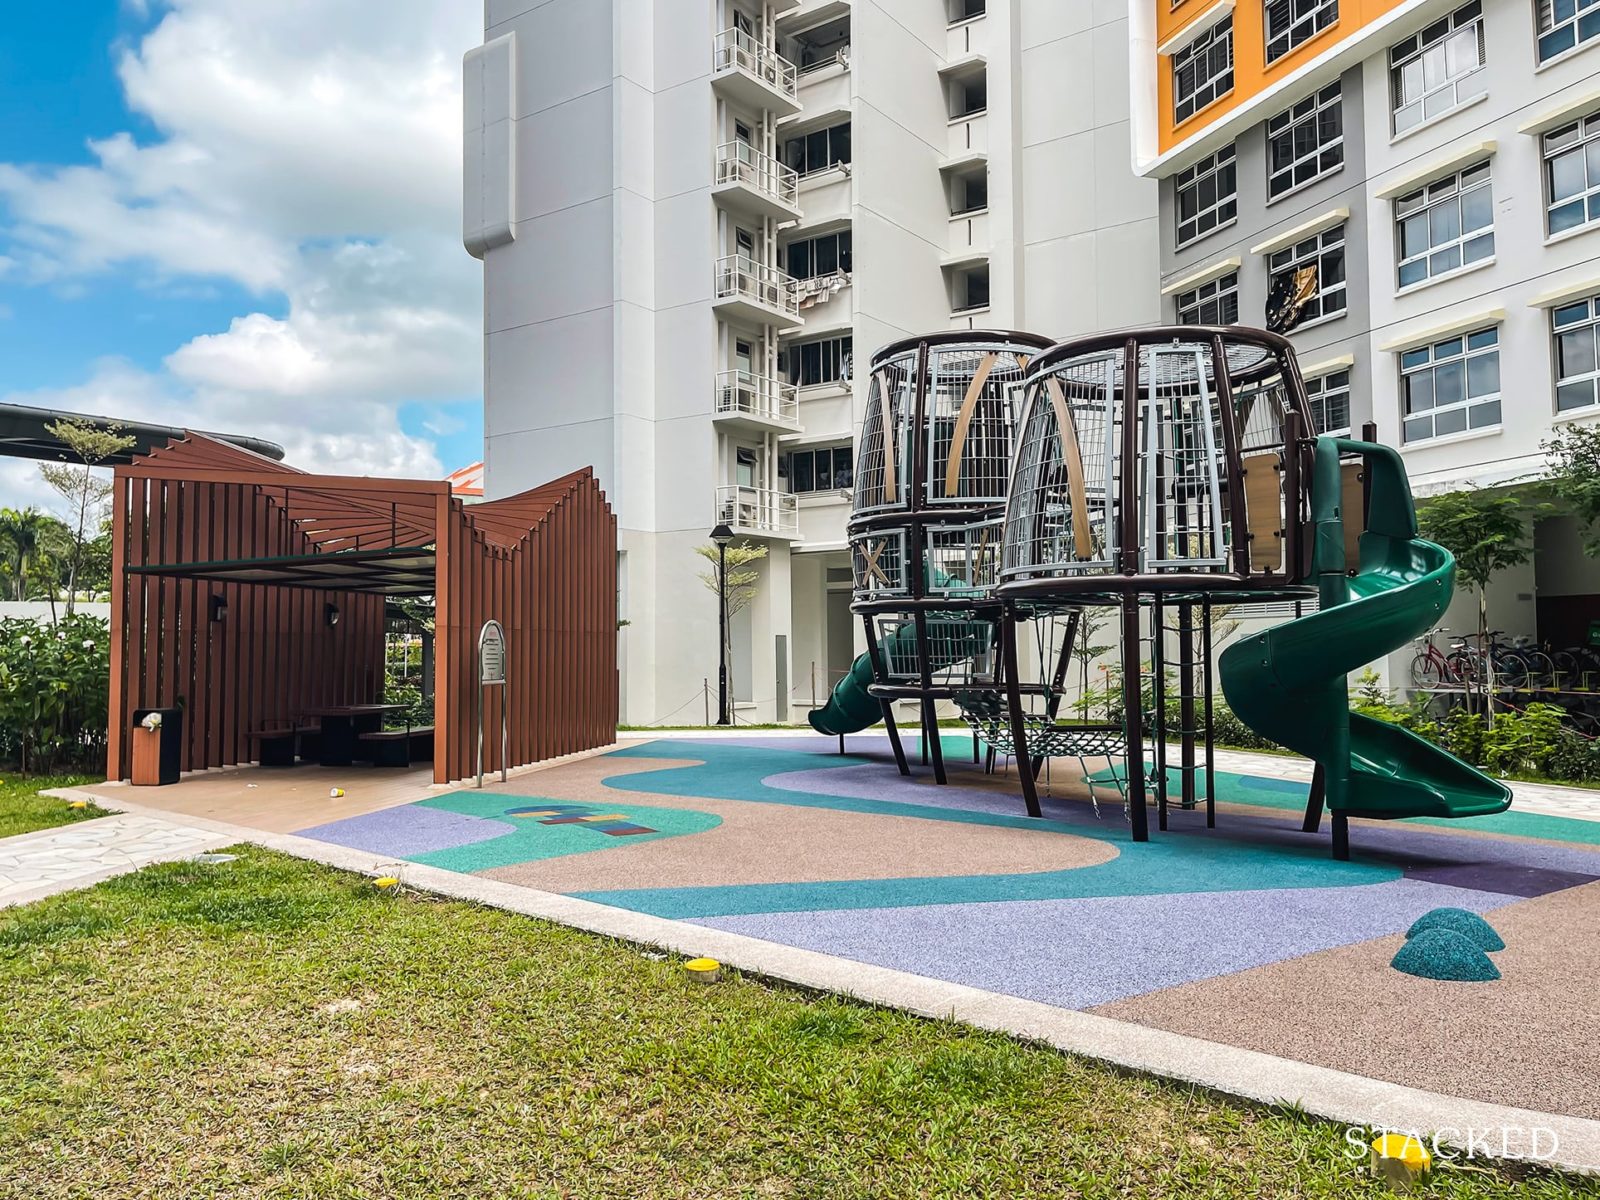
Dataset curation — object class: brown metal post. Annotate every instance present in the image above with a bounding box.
[1001,606,1042,818]
[1211,334,1251,577]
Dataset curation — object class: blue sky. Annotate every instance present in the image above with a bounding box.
[0,0,484,502]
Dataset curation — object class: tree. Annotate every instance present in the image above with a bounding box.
[1417,487,1540,712]
[695,540,768,715]
[1544,423,1600,555]
[37,418,136,615]
[0,508,50,601]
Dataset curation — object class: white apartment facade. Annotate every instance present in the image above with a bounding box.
[1131,0,1600,665]
[465,0,1158,725]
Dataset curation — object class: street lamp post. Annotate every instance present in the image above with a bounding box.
[710,522,734,725]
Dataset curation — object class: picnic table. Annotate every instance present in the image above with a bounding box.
[302,704,406,767]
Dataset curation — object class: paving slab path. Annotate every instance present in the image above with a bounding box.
[0,813,229,908]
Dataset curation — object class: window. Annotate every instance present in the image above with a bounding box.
[1536,0,1600,62]
[1304,370,1351,434]
[1400,327,1500,442]
[952,170,988,215]
[785,446,854,494]
[1175,144,1237,246]
[1176,272,1239,325]
[1389,2,1486,135]
[951,263,990,312]
[1543,111,1600,236]
[1172,17,1233,125]
[949,0,985,22]
[782,122,851,176]
[950,72,987,119]
[781,335,852,387]
[1265,0,1339,62]
[1553,296,1600,412]
[1266,82,1343,201]
[1266,224,1346,330]
[1395,162,1493,288]
[784,230,852,280]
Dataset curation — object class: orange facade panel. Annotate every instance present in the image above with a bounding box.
[1156,0,1411,152]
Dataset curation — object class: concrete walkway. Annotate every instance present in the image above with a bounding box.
[0,813,229,908]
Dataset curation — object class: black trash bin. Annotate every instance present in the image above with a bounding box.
[131,706,183,785]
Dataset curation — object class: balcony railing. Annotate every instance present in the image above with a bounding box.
[712,27,798,102]
[715,254,800,321]
[798,47,850,76]
[716,485,799,538]
[715,142,800,209]
[715,370,800,426]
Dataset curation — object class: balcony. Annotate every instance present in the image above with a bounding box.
[713,143,801,222]
[796,47,850,113]
[714,255,802,327]
[712,28,801,118]
[715,485,801,540]
[940,110,989,171]
[714,371,801,433]
[946,208,990,264]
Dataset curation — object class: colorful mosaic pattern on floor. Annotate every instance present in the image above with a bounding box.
[292,734,1600,1119]
[298,790,719,875]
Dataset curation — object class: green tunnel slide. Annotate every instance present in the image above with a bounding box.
[1219,436,1511,827]
[808,571,989,737]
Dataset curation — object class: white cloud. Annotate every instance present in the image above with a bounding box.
[0,0,481,494]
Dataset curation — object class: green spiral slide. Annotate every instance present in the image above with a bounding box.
[1219,436,1511,856]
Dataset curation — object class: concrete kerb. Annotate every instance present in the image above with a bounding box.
[44,779,1600,1177]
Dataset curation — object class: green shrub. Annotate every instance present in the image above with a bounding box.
[1546,728,1600,783]
[1482,702,1567,777]
[0,613,110,774]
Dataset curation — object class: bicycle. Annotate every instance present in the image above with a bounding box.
[1410,629,1469,691]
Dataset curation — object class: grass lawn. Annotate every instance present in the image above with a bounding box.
[1,850,1594,1199]
[0,774,104,840]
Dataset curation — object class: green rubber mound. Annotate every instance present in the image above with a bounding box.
[1405,907,1505,953]
[1391,928,1501,982]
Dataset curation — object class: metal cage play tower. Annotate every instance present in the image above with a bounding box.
[823,330,1054,783]
[995,326,1321,839]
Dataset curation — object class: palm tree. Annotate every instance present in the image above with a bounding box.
[0,508,48,600]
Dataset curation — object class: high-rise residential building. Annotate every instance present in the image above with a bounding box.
[1131,0,1600,657]
[464,0,1159,724]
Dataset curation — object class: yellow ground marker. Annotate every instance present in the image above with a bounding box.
[684,957,722,983]
[1370,1133,1431,1191]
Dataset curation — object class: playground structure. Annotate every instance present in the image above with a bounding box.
[808,330,1053,784]
[810,325,1512,858]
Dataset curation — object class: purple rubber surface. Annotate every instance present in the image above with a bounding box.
[298,806,511,857]
[689,878,1508,1009]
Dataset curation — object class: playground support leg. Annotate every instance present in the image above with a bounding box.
[1121,595,1149,842]
[1152,595,1168,832]
[1303,763,1326,832]
[1203,595,1216,828]
[881,702,911,776]
[922,699,947,784]
[1178,602,1198,811]
[1332,811,1350,861]
[863,613,910,777]
[1001,606,1042,818]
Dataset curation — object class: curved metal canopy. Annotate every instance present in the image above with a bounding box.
[0,401,286,465]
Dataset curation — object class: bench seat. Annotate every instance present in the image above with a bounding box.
[357,726,435,768]
[247,727,298,768]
